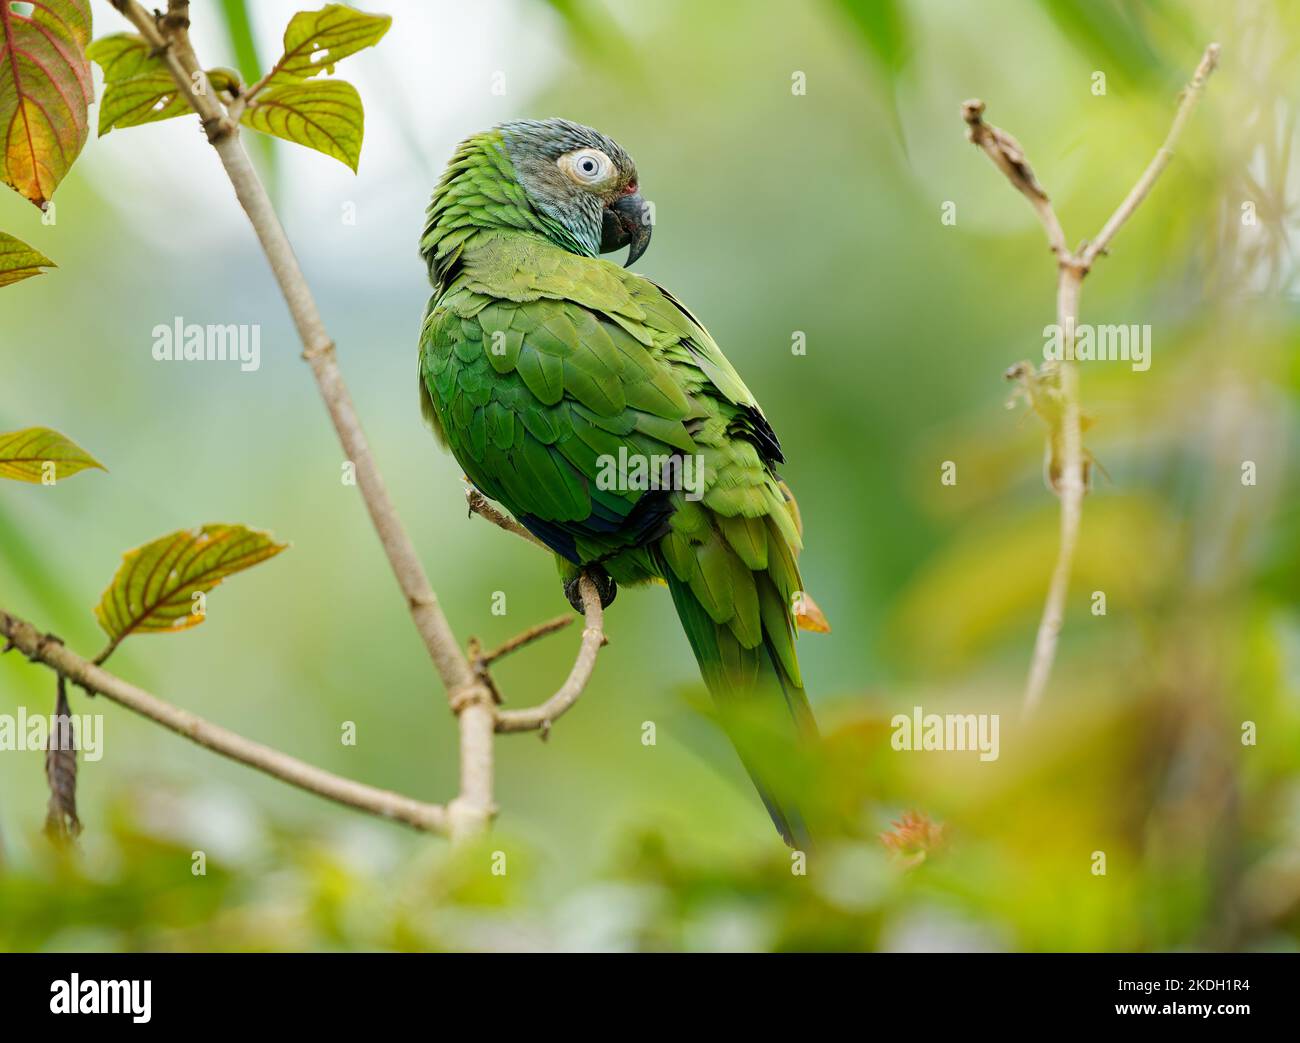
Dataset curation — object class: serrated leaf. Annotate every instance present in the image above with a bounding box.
[242,78,363,170]
[265,4,390,86]
[0,426,102,482]
[0,229,53,286]
[0,0,93,207]
[87,34,238,135]
[94,524,287,653]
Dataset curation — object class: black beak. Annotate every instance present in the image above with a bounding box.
[601,191,652,267]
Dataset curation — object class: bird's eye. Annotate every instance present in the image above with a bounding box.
[560,148,614,185]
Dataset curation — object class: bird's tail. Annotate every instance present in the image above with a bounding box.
[655,503,819,848]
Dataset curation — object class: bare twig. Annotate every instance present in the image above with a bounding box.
[1,610,449,834]
[1080,44,1222,271]
[496,576,606,736]
[963,99,1069,257]
[466,487,549,550]
[477,615,574,667]
[965,44,1220,714]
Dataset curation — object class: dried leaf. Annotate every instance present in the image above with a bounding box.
[44,674,81,843]
[1005,361,1096,492]
[795,590,831,633]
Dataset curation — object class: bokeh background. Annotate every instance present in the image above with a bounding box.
[1,0,1297,951]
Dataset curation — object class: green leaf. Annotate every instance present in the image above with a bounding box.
[94,524,287,652]
[0,0,94,207]
[832,0,908,74]
[0,426,102,482]
[264,4,391,86]
[831,0,909,148]
[0,230,54,286]
[242,78,364,171]
[87,34,238,136]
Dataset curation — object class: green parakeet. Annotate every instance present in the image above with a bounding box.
[419,119,823,846]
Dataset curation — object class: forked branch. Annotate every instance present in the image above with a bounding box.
[964,44,1219,713]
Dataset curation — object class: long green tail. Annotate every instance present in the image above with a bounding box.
[657,532,818,848]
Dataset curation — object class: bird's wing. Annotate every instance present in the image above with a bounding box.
[420,237,704,563]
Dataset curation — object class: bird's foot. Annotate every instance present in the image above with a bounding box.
[564,566,617,613]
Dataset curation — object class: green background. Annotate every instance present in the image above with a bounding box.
[1,0,1297,951]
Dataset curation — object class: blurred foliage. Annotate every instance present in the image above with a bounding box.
[1,0,1298,951]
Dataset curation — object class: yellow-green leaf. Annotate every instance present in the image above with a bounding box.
[0,0,93,207]
[94,524,287,651]
[0,230,53,286]
[266,4,390,85]
[0,426,101,482]
[87,34,181,134]
[242,79,363,171]
[87,34,239,135]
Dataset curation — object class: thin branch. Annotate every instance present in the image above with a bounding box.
[1,610,449,835]
[477,615,573,667]
[1081,44,1222,270]
[466,487,549,550]
[495,575,606,736]
[963,99,1069,257]
[89,1,616,844]
[964,44,1220,714]
[1023,276,1085,714]
[108,0,481,706]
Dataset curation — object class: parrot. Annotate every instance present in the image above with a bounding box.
[418,118,823,846]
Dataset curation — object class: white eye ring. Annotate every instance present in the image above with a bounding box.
[560,148,614,185]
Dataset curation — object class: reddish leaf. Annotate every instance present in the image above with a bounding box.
[0,0,93,207]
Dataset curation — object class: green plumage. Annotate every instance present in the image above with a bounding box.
[419,124,817,845]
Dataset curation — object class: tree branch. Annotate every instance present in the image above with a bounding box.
[107,0,481,707]
[476,615,574,667]
[1,610,448,834]
[465,487,549,551]
[495,576,606,736]
[34,1,622,846]
[1080,43,1221,271]
[962,99,1068,257]
[964,44,1220,714]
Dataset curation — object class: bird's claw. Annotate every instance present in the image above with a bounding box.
[565,567,616,613]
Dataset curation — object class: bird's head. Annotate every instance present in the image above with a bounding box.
[497,118,651,266]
